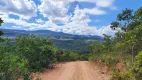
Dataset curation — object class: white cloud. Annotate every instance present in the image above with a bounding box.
[36,19,44,24]
[0,0,37,19]
[50,5,115,36]
[38,0,70,24]
[46,24,116,36]
[83,8,106,15]
[70,5,91,24]
[0,0,117,36]
[95,0,115,8]
[38,0,107,24]
[70,0,116,8]
[0,12,116,36]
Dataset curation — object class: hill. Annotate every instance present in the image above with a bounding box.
[1,29,103,40]
[1,29,102,53]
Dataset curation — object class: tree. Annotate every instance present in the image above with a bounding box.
[110,8,133,31]
[15,35,55,72]
[103,34,113,52]
[134,7,142,17]
[110,7,142,64]
[0,39,29,80]
[89,6,142,80]
[0,53,28,80]
[0,18,3,26]
[90,40,104,54]
[0,18,4,40]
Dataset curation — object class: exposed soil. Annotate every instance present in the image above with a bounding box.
[33,61,111,80]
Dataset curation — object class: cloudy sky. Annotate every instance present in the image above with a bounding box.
[0,0,141,36]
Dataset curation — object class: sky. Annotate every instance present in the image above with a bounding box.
[0,0,141,36]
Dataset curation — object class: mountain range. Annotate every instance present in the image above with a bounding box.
[1,29,103,53]
[1,29,103,40]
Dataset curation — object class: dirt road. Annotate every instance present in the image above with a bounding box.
[36,61,110,80]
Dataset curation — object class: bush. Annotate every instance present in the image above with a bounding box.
[104,55,119,66]
[79,54,89,61]
[15,36,55,72]
[0,53,28,80]
[88,54,100,61]
[132,52,142,80]
[111,70,135,80]
[89,54,119,66]
[0,36,56,79]
[69,53,80,61]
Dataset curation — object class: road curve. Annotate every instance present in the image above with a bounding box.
[35,61,110,80]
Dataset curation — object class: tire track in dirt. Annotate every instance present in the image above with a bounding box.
[37,61,110,80]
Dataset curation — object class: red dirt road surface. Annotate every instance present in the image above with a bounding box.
[34,61,110,80]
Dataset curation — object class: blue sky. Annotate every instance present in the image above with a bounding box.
[0,0,141,36]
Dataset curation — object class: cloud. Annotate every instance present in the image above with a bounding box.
[70,5,91,24]
[0,0,117,36]
[70,0,116,8]
[38,0,107,24]
[1,4,116,36]
[0,0,37,19]
[83,8,106,15]
[38,0,70,24]
[0,12,116,36]
[36,19,44,24]
[47,6,116,36]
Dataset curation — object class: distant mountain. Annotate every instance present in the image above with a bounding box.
[1,29,102,53]
[1,29,103,40]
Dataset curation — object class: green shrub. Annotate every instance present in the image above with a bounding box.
[88,54,99,61]
[104,55,119,66]
[135,52,142,63]
[0,53,29,80]
[15,36,55,72]
[89,54,119,66]
[69,53,80,61]
[79,54,89,61]
[0,36,57,79]
[111,70,135,80]
[132,52,142,80]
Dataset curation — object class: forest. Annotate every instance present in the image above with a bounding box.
[0,6,142,80]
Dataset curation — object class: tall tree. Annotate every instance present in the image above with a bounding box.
[0,18,4,37]
[110,7,142,64]
[110,8,133,31]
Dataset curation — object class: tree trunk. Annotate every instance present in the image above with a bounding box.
[132,45,134,64]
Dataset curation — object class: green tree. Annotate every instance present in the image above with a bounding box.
[0,40,29,80]
[15,35,55,72]
[90,40,104,54]
[0,18,4,41]
[110,7,142,64]
[110,8,133,31]
[0,53,28,80]
[0,35,57,79]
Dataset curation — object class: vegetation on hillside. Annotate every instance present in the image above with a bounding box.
[0,18,88,80]
[89,7,142,80]
[2,29,95,54]
[53,39,93,54]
